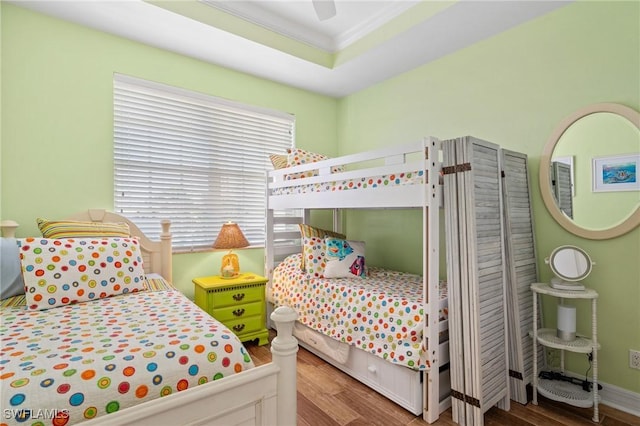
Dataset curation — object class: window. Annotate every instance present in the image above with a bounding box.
[113,74,294,252]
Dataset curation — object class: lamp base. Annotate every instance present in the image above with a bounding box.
[221,252,240,278]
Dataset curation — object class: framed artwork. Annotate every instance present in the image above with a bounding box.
[592,153,640,192]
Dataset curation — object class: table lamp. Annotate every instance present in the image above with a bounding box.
[213,222,249,278]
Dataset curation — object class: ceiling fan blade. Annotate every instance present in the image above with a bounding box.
[312,0,336,21]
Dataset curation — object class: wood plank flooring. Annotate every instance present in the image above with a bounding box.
[244,333,640,426]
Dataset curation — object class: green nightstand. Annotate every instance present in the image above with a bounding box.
[193,273,269,346]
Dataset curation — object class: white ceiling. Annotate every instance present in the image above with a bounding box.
[200,0,421,52]
[10,0,571,98]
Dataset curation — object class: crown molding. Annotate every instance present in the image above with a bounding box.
[200,0,335,51]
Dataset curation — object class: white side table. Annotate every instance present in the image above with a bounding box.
[531,282,599,422]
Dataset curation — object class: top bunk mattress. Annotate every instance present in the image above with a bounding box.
[271,170,425,196]
[267,254,447,370]
[0,277,254,426]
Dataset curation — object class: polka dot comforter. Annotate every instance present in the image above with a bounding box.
[272,170,425,195]
[268,254,448,370]
[0,281,254,426]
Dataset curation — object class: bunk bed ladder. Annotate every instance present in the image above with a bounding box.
[264,209,309,281]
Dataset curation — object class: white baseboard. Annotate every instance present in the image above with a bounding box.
[598,380,640,418]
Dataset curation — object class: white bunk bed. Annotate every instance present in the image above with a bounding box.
[1,209,298,426]
[265,138,450,424]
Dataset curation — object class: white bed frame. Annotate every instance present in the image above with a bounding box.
[2,209,299,426]
[265,138,450,423]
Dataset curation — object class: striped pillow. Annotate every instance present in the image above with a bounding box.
[299,223,345,239]
[37,218,130,239]
[269,153,289,169]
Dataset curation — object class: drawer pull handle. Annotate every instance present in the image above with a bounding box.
[367,365,377,374]
[233,324,245,333]
[232,308,245,317]
[232,293,245,301]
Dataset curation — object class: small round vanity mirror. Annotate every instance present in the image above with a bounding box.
[547,245,593,290]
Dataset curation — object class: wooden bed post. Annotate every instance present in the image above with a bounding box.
[270,306,298,426]
[160,219,172,282]
[332,208,342,234]
[424,136,443,423]
[0,220,19,237]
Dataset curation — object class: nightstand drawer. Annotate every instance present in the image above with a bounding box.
[211,284,264,307]
[224,315,264,335]
[212,301,263,322]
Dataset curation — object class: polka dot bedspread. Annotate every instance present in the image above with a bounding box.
[0,281,254,426]
[268,254,448,370]
[272,170,425,195]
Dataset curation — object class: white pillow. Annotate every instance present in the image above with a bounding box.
[323,238,366,278]
[18,237,147,310]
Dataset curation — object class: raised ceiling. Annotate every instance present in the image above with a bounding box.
[200,0,421,52]
[10,0,571,98]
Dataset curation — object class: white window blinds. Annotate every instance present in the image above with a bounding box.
[113,74,294,251]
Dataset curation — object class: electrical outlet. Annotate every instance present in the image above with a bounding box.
[630,349,640,370]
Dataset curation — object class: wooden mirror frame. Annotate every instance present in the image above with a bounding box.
[540,103,640,239]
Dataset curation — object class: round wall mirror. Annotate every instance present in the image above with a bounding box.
[540,103,640,239]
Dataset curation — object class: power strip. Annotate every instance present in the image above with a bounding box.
[539,370,603,392]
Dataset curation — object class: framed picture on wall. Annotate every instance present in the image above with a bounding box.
[592,153,640,192]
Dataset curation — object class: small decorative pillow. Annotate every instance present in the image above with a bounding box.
[301,236,326,277]
[285,148,344,180]
[299,224,346,273]
[18,237,146,310]
[1,238,25,300]
[37,218,130,239]
[323,238,366,278]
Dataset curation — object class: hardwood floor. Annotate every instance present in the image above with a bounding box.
[244,333,640,426]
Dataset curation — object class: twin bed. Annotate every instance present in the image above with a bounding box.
[265,138,451,423]
[1,210,298,426]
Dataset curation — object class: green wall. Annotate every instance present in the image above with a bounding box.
[0,3,337,300]
[337,1,640,394]
[2,0,639,397]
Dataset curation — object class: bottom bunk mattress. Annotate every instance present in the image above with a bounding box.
[0,278,254,426]
[268,253,447,370]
